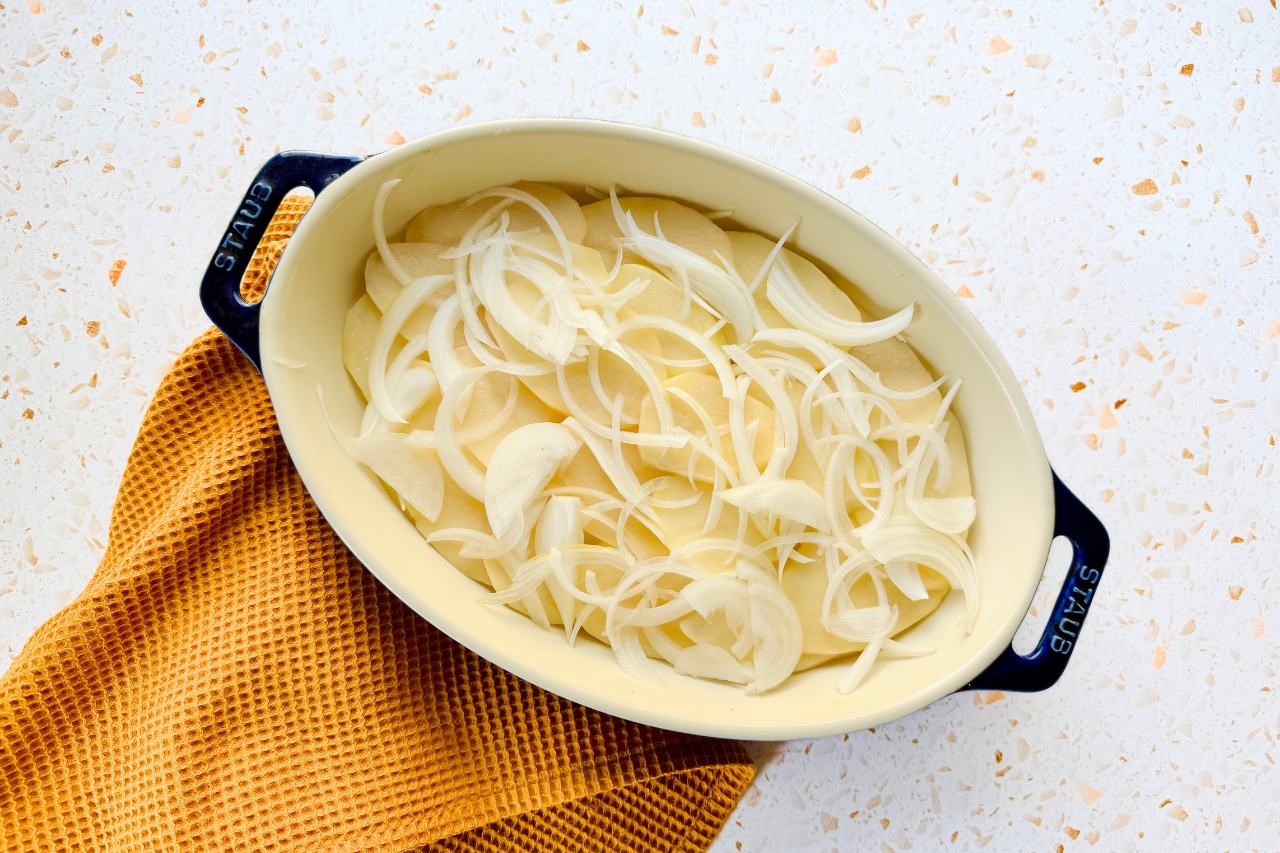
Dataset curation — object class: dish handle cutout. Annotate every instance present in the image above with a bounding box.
[201,151,365,369]
[964,471,1110,693]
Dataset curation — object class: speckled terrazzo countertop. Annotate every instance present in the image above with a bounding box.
[2,1,1277,850]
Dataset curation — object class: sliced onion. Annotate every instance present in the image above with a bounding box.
[674,644,748,684]
[349,431,444,522]
[434,364,506,500]
[745,220,799,294]
[736,561,803,693]
[766,251,914,346]
[611,189,755,343]
[885,560,929,601]
[861,520,979,630]
[719,478,829,534]
[837,633,884,694]
[680,574,754,659]
[724,345,798,477]
[373,179,413,286]
[484,422,581,550]
[369,274,454,423]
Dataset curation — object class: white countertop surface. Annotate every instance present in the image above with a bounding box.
[2,1,1277,850]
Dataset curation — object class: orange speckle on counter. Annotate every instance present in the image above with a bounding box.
[1263,320,1280,339]
[661,25,679,36]
[1093,157,1104,164]
[691,111,706,127]
[846,116,862,134]
[1193,461,1209,475]
[1153,646,1167,668]
[1180,63,1194,76]
[27,0,43,12]
[986,35,1012,55]
[1181,290,1207,305]
[108,259,126,286]
[1250,618,1265,639]
[1098,406,1118,430]
[984,691,1005,704]
[955,284,975,298]
[21,408,34,419]
[1229,585,1243,600]
[1079,783,1102,804]
[577,39,590,51]
[815,48,838,67]
[769,89,781,103]
[384,131,405,145]
[1065,826,1081,840]
[1132,178,1159,196]
[852,166,871,180]
[704,54,718,65]
[1114,398,1127,409]
[1070,381,1086,392]
[1242,211,1259,234]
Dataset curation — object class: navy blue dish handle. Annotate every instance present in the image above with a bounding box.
[200,151,365,370]
[964,472,1109,692]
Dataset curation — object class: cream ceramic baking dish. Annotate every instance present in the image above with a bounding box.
[200,119,1109,740]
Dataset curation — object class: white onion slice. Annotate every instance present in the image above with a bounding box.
[737,561,803,693]
[674,644,748,684]
[484,422,582,550]
[611,189,755,344]
[837,633,884,694]
[885,560,930,602]
[434,364,506,500]
[861,520,979,630]
[719,479,830,534]
[680,574,754,659]
[373,179,413,286]
[766,252,914,346]
[369,274,454,423]
[349,431,444,522]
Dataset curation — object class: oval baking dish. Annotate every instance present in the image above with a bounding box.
[200,119,1108,740]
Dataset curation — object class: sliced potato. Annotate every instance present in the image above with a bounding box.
[484,558,564,626]
[342,294,382,398]
[407,468,491,585]
[512,232,608,281]
[364,243,453,341]
[405,181,587,245]
[849,336,942,425]
[456,373,560,467]
[780,559,951,655]
[610,263,726,366]
[581,197,733,269]
[638,372,775,482]
[648,487,768,574]
[364,243,453,310]
[487,315,667,426]
[725,231,860,331]
[612,263,720,332]
[934,412,971,500]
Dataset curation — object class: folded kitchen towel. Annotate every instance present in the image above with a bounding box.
[0,196,754,852]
